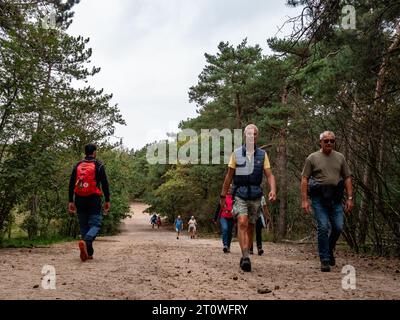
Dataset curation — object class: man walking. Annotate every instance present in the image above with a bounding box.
[301,131,353,272]
[174,215,183,239]
[68,143,110,262]
[220,124,276,272]
[250,195,270,256]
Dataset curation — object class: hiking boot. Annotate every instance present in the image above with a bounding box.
[223,246,228,253]
[86,241,94,257]
[321,260,331,272]
[78,240,88,262]
[240,257,251,272]
[257,248,264,256]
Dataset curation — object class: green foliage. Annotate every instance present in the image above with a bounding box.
[97,149,132,235]
[133,0,400,257]
[0,1,129,243]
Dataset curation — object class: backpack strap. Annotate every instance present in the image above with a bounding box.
[94,160,103,187]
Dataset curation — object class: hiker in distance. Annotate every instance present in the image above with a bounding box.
[174,215,184,239]
[68,143,110,262]
[188,216,197,239]
[301,131,353,272]
[250,194,270,256]
[213,188,235,253]
[220,124,277,272]
[150,213,157,229]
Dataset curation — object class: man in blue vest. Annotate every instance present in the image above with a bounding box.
[220,124,276,272]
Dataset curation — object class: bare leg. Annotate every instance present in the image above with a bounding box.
[247,223,254,250]
[237,215,250,256]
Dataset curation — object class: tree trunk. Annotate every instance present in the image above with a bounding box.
[235,92,242,129]
[276,88,288,240]
[358,163,372,246]
[28,194,38,240]
[358,22,400,249]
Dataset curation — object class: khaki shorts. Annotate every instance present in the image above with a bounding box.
[232,197,262,224]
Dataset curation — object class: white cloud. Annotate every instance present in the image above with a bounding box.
[67,0,301,150]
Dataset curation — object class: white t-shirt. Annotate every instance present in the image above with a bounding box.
[188,219,197,228]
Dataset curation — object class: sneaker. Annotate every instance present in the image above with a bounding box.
[227,247,231,253]
[240,257,251,272]
[223,246,228,253]
[78,240,88,262]
[257,248,264,256]
[321,260,331,272]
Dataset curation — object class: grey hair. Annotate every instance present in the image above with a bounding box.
[320,131,335,140]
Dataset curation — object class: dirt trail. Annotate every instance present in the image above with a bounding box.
[0,203,399,300]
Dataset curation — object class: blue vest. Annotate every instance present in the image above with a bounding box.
[233,146,265,200]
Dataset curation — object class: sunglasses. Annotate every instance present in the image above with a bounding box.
[323,139,336,144]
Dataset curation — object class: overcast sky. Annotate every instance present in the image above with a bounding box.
[67,0,301,150]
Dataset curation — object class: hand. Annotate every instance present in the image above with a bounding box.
[302,200,311,214]
[68,202,76,214]
[103,202,110,215]
[345,199,353,214]
[268,191,276,203]
[212,219,218,225]
[219,198,226,209]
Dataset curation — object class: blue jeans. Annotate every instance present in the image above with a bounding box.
[75,195,103,256]
[220,217,234,248]
[311,196,344,262]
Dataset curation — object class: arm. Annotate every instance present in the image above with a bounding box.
[68,166,77,213]
[98,165,110,213]
[301,176,311,214]
[344,177,354,214]
[68,166,77,203]
[263,168,277,202]
[220,168,235,207]
[213,203,221,222]
[262,203,270,219]
[98,165,110,202]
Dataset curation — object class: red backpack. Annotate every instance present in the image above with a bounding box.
[74,160,103,197]
[220,194,233,218]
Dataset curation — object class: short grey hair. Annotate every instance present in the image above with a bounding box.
[244,124,259,134]
[320,131,335,140]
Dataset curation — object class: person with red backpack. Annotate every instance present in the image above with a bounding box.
[68,144,110,262]
[212,190,234,253]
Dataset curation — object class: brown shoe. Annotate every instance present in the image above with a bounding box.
[78,240,88,262]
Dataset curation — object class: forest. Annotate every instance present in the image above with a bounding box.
[1,0,400,257]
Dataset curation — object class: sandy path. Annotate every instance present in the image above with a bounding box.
[0,203,399,300]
